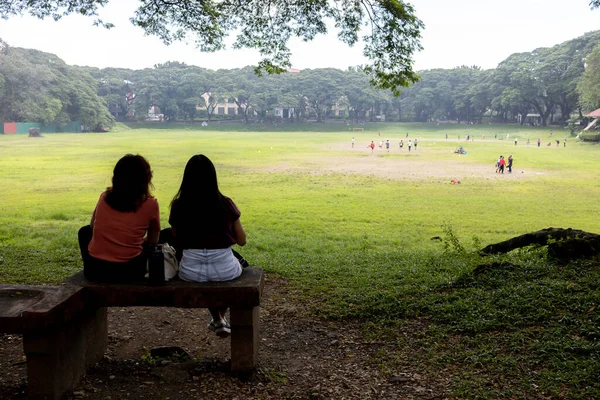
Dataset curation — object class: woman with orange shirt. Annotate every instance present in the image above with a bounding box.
[78,154,161,282]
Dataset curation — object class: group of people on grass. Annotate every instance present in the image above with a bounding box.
[78,154,247,338]
[364,137,418,153]
[495,155,513,174]
[530,138,567,148]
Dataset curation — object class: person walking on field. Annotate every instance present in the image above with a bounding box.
[369,141,375,153]
[564,138,567,147]
[514,138,518,146]
[352,137,355,148]
[498,156,506,174]
[414,138,418,150]
[507,155,513,173]
[399,140,404,149]
[537,138,541,147]
[386,139,390,152]
[407,139,412,152]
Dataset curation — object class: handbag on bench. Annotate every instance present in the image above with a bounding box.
[146,243,179,282]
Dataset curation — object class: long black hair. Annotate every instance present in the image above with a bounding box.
[171,155,236,223]
[105,154,153,212]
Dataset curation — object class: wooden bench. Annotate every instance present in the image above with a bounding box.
[0,267,264,400]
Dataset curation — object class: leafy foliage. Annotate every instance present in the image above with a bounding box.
[0,0,424,95]
[2,29,600,128]
[490,31,600,126]
[0,44,115,129]
[577,43,600,110]
[398,31,600,126]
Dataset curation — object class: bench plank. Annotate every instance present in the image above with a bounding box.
[2,267,265,399]
[62,267,264,308]
[0,284,85,334]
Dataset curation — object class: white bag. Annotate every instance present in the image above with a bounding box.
[161,243,179,281]
[146,243,179,281]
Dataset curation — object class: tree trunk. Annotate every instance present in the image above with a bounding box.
[315,109,322,122]
[480,227,600,261]
[207,104,216,122]
[558,102,573,125]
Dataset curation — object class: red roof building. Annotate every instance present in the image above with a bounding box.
[584,108,600,118]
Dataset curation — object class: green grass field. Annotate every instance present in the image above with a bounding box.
[1,122,599,398]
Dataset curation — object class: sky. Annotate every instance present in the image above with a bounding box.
[0,0,598,72]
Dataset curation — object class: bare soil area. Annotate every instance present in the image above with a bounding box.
[0,277,449,400]
[260,140,535,182]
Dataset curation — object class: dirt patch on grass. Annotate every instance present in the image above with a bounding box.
[0,277,449,399]
[261,155,530,182]
[258,140,534,181]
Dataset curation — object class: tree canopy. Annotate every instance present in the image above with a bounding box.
[2,29,600,127]
[396,30,600,126]
[577,43,600,111]
[0,41,115,129]
[0,0,423,96]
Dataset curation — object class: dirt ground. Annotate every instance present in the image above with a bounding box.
[260,139,535,182]
[0,277,449,400]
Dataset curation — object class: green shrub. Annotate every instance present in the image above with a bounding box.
[579,131,600,141]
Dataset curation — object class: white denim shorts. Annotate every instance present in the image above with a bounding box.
[178,248,242,283]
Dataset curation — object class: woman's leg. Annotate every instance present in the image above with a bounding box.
[208,307,231,338]
[208,308,222,322]
[80,225,147,282]
[208,307,229,321]
[78,225,101,279]
[78,225,93,264]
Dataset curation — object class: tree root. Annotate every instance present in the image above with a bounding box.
[479,227,600,261]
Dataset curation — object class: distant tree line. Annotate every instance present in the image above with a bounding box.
[0,0,424,95]
[400,30,600,126]
[81,63,392,124]
[2,31,600,128]
[0,40,115,130]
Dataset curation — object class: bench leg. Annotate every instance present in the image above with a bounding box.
[230,306,259,374]
[23,307,108,400]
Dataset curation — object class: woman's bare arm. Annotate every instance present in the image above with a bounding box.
[146,218,160,245]
[233,218,247,246]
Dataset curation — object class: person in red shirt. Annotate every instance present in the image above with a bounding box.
[369,141,375,153]
[78,154,160,282]
[498,156,506,174]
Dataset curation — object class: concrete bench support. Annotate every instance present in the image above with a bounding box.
[230,306,260,374]
[1,267,264,399]
[23,307,108,400]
